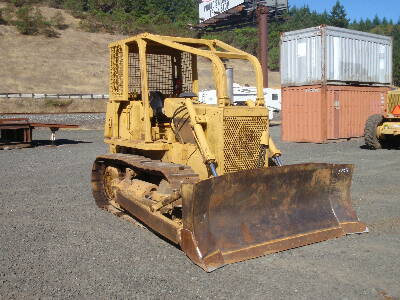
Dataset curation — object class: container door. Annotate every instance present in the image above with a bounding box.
[330,89,359,139]
[327,88,351,140]
[333,91,341,139]
[327,86,389,140]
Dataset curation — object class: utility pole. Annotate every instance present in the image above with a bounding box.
[257,5,269,88]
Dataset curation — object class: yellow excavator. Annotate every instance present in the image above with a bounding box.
[91,33,367,272]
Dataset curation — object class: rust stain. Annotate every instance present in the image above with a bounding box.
[241,223,255,244]
[376,288,399,300]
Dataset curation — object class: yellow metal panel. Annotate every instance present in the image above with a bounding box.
[380,121,400,135]
[128,101,143,141]
[161,142,209,179]
[105,138,171,150]
[163,98,186,117]
[213,51,248,60]
[138,39,152,143]
[104,102,113,138]
[112,101,120,138]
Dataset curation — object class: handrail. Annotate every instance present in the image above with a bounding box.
[0,93,109,99]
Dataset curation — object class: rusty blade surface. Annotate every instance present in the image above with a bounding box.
[328,165,368,234]
[181,163,365,272]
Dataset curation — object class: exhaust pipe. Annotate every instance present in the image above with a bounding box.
[226,67,234,104]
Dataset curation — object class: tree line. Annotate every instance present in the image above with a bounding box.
[0,0,399,85]
[204,2,400,86]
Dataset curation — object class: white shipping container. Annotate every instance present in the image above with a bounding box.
[280,25,392,87]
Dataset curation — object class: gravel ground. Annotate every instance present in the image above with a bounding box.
[0,127,399,299]
[0,113,105,129]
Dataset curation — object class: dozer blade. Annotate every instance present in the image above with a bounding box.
[180,163,367,272]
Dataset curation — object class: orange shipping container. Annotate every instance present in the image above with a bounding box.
[281,85,390,143]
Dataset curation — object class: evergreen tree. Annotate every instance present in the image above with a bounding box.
[358,18,366,31]
[392,25,400,86]
[365,18,373,30]
[329,1,349,28]
[318,9,330,25]
[349,20,359,30]
[373,15,381,26]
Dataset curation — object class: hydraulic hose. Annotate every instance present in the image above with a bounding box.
[209,162,218,177]
[272,155,284,167]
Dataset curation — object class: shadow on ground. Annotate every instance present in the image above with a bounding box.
[32,139,92,147]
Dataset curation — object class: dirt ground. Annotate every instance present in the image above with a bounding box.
[0,127,399,299]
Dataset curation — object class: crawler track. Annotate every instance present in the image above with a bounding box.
[91,153,199,226]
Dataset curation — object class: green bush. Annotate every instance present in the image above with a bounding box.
[14,6,59,37]
[78,17,101,32]
[268,47,280,71]
[47,0,64,9]
[14,6,40,34]
[44,99,72,107]
[78,12,112,33]
[11,0,30,8]
[63,0,87,17]
[0,9,6,25]
[0,4,16,25]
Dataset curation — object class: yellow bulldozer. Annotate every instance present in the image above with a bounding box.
[91,33,367,272]
[364,89,400,149]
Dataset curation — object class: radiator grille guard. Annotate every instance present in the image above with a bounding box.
[387,92,400,114]
[223,116,268,173]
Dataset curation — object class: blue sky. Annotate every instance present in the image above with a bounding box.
[289,0,400,22]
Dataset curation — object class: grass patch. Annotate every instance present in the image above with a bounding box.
[44,98,73,107]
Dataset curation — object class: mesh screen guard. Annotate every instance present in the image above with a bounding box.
[128,48,194,98]
[110,45,124,98]
[223,116,268,173]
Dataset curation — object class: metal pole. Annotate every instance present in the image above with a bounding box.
[257,5,269,88]
[226,67,234,104]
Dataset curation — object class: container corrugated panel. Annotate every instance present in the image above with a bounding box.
[281,26,393,87]
[281,85,326,142]
[282,85,390,143]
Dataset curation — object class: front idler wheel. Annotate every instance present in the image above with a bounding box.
[92,160,122,210]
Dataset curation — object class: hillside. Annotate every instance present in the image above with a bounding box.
[0,5,123,94]
[0,5,280,94]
